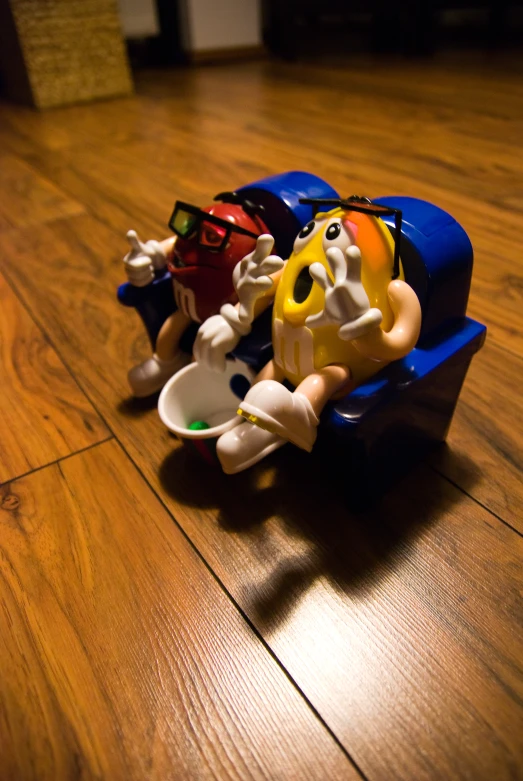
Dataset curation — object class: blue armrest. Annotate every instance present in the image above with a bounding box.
[117,270,173,307]
[328,317,486,431]
[118,271,176,350]
[316,317,486,508]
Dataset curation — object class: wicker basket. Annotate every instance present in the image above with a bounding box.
[1,0,133,108]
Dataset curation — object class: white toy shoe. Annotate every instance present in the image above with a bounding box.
[128,352,190,397]
[237,380,319,452]
[217,421,286,474]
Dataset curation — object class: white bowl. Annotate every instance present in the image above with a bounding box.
[158,359,253,440]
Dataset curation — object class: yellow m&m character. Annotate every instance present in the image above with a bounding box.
[195,199,422,473]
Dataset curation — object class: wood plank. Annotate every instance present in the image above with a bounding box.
[0,439,356,781]
[19,136,261,240]
[2,212,522,781]
[11,68,523,357]
[430,340,523,528]
[0,154,84,231]
[0,92,153,154]
[0,270,110,484]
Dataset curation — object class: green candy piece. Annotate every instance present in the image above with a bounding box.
[188,420,210,431]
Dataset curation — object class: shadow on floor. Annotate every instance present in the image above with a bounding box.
[158,439,479,634]
[117,392,160,419]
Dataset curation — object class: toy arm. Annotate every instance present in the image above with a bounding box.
[194,234,284,372]
[352,280,421,361]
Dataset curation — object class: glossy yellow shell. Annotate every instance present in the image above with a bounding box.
[272,208,404,387]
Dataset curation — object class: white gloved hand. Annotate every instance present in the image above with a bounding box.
[232,234,284,325]
[305,245,383,341]
[124,230,167,288]
[193,312,248,373]
[194,234,283,373]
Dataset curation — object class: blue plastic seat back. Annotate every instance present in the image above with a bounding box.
[237,171,339,260]
[376,197,474,341]
[237,196,476,369]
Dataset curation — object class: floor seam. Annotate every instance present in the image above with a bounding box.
[429,464,522,538]
[112,437,370,781]
[1,436,115,488]
[0,263,368,779]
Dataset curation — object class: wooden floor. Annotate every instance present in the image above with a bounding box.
[1,52,522,781]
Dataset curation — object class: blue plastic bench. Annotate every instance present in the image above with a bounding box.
[118,186,485,506]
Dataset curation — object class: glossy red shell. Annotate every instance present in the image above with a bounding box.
[168,202,269,322]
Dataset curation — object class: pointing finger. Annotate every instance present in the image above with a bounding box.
[126,229,144,253]
[344,245,363,281]
[338,307,382,341]
[257,255,284,276]
[305,311,329,328]
[309,262,330,291]
[253,275,274,290]
[252,234,274,263]
[326,247,347,285]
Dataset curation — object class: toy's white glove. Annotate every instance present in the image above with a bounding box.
[193,310,251,373]
[232,234,284,325]
[124,230,167,287]
[305,245,383,341]
[194,234,283,373]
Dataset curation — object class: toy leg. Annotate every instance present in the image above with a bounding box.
[237,364,352,452]
[253,358,286,384]
[215,359,287,474]
[128,309,192,397]
[216,363,353,473]
[295,364,353,416]
[156,310,192,361]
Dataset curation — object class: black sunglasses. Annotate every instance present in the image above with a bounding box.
[168,201,260,252]
[299,196,403,280]
[214,191,266,220]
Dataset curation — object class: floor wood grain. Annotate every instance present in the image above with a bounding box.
[0,440,357,781]
[431,339,523,529]
[0,52,522,780]
[0,153,84,230]
[0,270,110,483]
